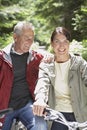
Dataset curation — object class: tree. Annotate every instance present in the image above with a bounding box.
[0,0,87,50]
[0,0,31,48]
[32,0,87,41]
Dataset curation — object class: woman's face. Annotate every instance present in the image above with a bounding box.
[51,33,70,62]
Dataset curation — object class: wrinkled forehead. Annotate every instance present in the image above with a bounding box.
[21,29,34,39]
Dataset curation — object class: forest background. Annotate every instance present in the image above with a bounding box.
[0,0,87,59]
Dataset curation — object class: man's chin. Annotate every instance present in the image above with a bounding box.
[24,48,30,53]
[23,50,29,53]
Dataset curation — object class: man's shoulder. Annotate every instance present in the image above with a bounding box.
[29,50,43,66]
[0,50,4,57]
[0,50,4,65]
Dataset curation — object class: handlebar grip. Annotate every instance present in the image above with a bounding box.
[0,108,13,117]
[44,107,51,113]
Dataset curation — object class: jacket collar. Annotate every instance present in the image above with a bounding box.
[50,53,80,86]
[3,43,13,55]
[2,43,36,66]
[2,43,13,66]
[70,53,81,71]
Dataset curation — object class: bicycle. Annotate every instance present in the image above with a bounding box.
[0,108,26,130]
[0,108,13,129]
[44,107,87,130]
[11,119,27,130]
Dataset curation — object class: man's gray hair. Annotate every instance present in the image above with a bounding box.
[13,21,34,35]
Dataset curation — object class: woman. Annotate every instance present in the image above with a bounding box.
[33,27,87,130]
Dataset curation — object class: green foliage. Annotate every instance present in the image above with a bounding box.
[0,0,87,53]
[0,4,31,48]
[32,0,87,41]
[69,39,87,61]
[70,40,83,55]
[72,5,87,40]
[81,40,87,60]
[0,0,22,6]
[82,51,87,61]
[0,34,13,49]
[32,0,64,30]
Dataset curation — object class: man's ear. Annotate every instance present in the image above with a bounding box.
[13,33,17,42]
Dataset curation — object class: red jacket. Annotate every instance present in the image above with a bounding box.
[0,44,43,111]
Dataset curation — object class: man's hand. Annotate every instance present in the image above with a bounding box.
[42,53,54,63]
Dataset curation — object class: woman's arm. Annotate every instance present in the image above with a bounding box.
[33,62,51,116]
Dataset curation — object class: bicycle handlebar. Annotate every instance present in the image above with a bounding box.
[0,108,13,118]
[0,108,13,127]
[44,107,87,130]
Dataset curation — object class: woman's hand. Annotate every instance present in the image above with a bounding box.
[33,100,47,116]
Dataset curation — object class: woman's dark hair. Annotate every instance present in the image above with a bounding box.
[51,27,71,42]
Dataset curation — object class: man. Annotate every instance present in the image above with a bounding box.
[0,21,47,130]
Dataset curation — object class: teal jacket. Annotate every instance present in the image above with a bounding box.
[34,54,87,123]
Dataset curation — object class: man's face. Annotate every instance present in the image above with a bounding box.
[14,29,34,53]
